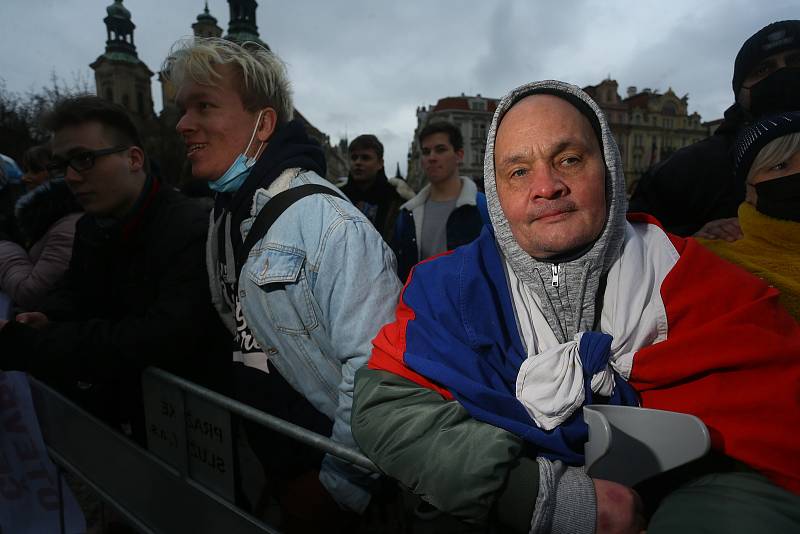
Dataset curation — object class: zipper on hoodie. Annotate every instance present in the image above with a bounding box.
[551,264,560,287]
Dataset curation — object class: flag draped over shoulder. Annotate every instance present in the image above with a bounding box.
[369,222,800,495]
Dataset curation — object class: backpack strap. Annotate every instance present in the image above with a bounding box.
[234,184,342,284]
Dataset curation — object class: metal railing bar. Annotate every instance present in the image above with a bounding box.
[47,447,156,534]
[34,377,281,534]
[145,367,379,473]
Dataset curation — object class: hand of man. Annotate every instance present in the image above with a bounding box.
[0,319,7,330]
[693,217,743,241]
[15,312,49,329]
[593,479,646,534]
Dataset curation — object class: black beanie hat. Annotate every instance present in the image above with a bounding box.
[732,20,800,95]
[734,110,800,183]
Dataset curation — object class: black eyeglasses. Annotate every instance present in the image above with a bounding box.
[46,145,129,177]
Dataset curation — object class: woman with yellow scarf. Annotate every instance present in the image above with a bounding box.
[699,111,800,321]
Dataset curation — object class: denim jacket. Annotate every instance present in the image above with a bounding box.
[207,169,403,512]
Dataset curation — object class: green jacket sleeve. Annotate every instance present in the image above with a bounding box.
[352,366,539,531]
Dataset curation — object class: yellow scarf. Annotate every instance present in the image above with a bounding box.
[699,203,800,321]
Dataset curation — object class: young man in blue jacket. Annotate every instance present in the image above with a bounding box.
[392,122,485,281]
[165,37,402,529]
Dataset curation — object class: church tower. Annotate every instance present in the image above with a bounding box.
[160,1,224,116]
[192,1,223,38]
[225,0,270,49]
[90,0,154,119]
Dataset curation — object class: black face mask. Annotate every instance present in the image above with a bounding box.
[747,67,800,118]
[754,173,800,222]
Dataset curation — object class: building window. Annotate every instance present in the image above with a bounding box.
[137,92,144,114]
[105,87,113,102]
[470,100,486,111]
[122,94,130,109]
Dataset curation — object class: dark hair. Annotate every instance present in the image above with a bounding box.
[43,95,144,150]
[419,121,463,151]
[348,134,384,158]
[21,144,52,173]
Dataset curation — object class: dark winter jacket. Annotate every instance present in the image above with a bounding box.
[0,179,82,310]
[391,177,487,282]
[0,178,231,435]
[340,170,414,242]
[628,104,746,236]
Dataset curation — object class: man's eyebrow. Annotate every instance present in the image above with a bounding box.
[53,146,91,158]
[497,151,532,167]
[497,139,588,167]
[754,58,777,71]
[176,87,215,105]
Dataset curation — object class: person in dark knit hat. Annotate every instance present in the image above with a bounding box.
[629,20,800,238]
[699,110,800,320]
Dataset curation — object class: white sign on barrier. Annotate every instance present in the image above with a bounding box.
[142,373,188,473]
[185,394,235,502]
[142,372,236,503]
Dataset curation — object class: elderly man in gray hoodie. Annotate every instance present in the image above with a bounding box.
[351,80,800,533]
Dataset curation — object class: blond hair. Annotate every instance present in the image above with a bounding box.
[748,132,800,183]
[162,37,293,123]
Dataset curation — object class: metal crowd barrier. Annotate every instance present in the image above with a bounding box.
[30,367,379,533]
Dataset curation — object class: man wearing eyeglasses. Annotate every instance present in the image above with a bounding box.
[0,95,231,441]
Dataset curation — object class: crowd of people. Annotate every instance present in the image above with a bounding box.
[0,19,799,534]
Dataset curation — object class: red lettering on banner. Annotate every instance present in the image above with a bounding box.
[0,475,29,500]
[37,486,59,511]
[0,451,10,475]
[3,410,24,433]
[14,436,38,462]
[0,384,15,410]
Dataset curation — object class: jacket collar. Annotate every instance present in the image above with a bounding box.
[401,176,477,211]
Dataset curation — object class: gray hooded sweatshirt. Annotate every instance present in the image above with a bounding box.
[484,80,629,533]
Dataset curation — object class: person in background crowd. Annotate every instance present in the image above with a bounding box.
[0,96,231,441]
[340,134,414,242]
[0,152,26,243]
[0,143,82,310]
[20,144,54,191]
[699,111,800,320]
[392,121,485,281]
[630,20,800,237]
[353,80,800,534]
[165,37,402,531]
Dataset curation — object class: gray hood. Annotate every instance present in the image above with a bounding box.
[484,80,628,343]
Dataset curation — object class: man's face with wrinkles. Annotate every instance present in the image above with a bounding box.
[494,94,606,259]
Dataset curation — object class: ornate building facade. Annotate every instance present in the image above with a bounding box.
[90,0,155,121]
[406,94,499,191]
[582,79,708,192]
[408,80,710,194]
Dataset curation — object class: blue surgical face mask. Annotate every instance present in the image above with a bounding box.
[209,110,265,193]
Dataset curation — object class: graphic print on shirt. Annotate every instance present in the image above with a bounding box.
[219,260,271,374]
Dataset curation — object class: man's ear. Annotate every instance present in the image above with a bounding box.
[255,108,278,143]
[129,146,146,173]
[455,148,465,164]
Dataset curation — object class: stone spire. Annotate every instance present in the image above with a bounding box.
[225,0,270,49]
[90,0,154,118]
[193,1,223,38]
[102,0,138,60]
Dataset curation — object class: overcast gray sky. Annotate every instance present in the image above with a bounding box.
[1,0,797,174]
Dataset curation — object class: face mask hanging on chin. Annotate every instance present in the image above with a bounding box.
[747,67,800,118]
[754,172,800,222]
[210,110,266,193]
